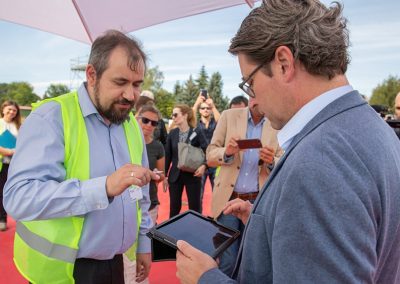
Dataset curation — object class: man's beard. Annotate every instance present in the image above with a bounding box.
[94,85,135,124]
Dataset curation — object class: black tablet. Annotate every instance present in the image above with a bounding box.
[147,210,240,261]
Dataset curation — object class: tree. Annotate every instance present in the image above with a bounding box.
[369,75,400,110]
[44,84,70,99]
[195,65,208,90]
[208,72,229,111]
[0,82,40,106]
[154,89,175,119]
[177,75,198,106]
[142,66,164,93]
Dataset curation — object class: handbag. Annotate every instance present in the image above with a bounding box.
[177,130,205,173]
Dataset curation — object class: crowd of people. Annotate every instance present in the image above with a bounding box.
[1,0,400,283]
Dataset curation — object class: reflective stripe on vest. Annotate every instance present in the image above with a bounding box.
[14,92,143,284]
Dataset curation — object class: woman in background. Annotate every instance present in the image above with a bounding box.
[0,100,21,231]
[136,103,165,224]
[124,103,165,284]
[165,104,207,218]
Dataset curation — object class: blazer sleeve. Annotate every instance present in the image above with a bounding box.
[206,110,229,167]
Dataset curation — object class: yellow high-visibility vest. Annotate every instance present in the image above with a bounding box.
[14,92,143,283]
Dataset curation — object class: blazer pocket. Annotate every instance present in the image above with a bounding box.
[241,213,272,282]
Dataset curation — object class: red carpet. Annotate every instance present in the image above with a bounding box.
[0,180,212,284]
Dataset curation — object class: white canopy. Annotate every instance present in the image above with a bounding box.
[0,0,256,44]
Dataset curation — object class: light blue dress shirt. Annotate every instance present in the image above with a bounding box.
[278,85,354,152]
[3,83,152,259]
[234,111,265,193]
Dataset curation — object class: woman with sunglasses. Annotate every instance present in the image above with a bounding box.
[165,104,208,218]
[136,104,165,225]
[0,100,21,231]
[124,104,166,284]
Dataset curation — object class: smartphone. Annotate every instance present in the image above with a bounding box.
[236,138,262,149]
[200,89,208,99]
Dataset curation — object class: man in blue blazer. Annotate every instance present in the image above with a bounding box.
[175,0,400,283]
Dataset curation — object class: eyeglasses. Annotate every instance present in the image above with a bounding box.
[171,113,180,119]
[239,62,266,98]
[139,117,159,127]
[200,107,211,110]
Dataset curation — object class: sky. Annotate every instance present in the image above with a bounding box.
[0,0,399,101]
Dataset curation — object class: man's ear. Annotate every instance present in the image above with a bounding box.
[274,46,295,81]
[86,64,97,87]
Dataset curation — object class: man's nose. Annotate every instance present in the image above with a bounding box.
[123,86,136,101]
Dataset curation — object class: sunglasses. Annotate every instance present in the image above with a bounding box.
[139,117,159,127]
[200,107,211,110]
[171,113,180,118]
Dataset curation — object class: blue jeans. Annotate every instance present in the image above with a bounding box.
[216,213,245,277]
[200,167,216,212]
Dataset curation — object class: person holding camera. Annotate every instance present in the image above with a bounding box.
[192,90,221,211]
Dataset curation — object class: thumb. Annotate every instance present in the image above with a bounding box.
[177,240,201,258]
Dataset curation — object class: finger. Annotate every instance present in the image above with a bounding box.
[177,240,201,259]
[149,170,160,181]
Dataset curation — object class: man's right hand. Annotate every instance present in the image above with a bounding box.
[105,164,160,197]
[225,137,240,157]
[222,198,253,225]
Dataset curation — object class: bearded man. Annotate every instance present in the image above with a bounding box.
[3,30,160,284]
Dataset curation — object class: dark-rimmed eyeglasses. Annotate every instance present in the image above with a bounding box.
[171,113,180,119]
[239,62,266,98]
[139,117,159,127]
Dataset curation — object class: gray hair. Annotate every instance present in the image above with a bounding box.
[229,0,350,79]
[89,30,147,79]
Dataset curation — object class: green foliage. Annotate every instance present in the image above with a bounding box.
[176,75,198,106]
[154,89,175,119]
[369,75,400,110]
[196,66,209,90]
[43,84,70,99]
[142,66,164,92]
[208,72,229,111]
[0,82,40,106]
[142,66,176,118]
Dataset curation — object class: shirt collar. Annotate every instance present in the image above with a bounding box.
[278,85,354,151]
[247,108,265,126]
[78,83,100,118]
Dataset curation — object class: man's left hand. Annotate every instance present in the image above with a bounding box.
[259,145,275,165]
[136,253,152,282]
[176,240,218,284]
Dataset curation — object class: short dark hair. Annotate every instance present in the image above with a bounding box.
[229,0,350,79]
[229,96,249,108]
[89,30,147,80]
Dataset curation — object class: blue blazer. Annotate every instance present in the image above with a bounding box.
[201,91,400,283]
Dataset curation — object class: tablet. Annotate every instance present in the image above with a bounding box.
[147,210,240,261]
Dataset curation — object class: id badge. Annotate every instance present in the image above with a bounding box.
[128,185,143,202]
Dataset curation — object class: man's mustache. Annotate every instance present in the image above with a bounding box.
[116,98,135,107]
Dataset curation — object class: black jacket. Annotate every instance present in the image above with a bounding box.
[165,127,208,183]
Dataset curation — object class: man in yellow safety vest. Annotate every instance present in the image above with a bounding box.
[3,30,160,284]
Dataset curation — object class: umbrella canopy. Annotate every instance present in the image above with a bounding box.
[0,0,256,44]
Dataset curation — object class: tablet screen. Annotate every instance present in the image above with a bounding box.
[157,212,236,257]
